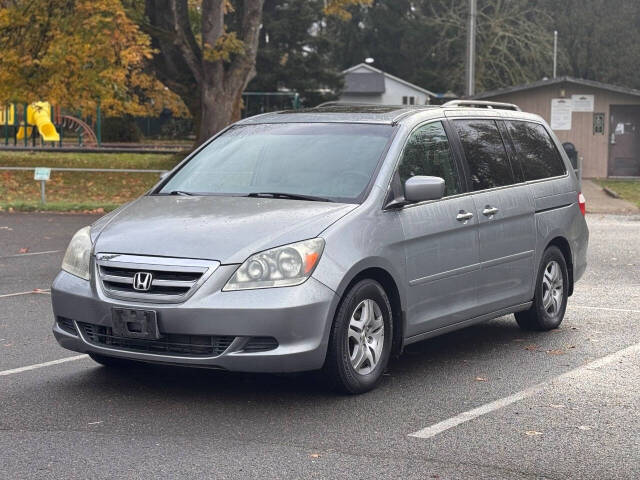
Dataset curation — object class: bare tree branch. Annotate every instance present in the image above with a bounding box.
[168,0,203,82]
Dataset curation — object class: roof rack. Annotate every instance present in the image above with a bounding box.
[442,100,521,111]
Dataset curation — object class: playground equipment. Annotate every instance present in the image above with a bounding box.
[1,102,100,147]
[16,102,60,142]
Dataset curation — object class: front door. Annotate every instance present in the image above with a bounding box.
[396,121,479,337]
[609,106,640,176]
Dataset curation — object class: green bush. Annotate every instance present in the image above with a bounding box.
[102,116,143,143]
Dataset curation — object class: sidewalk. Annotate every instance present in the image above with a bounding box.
[581,179,640,214]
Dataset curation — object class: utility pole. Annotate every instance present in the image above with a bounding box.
[465,0,477,97]
[553,30,558,79]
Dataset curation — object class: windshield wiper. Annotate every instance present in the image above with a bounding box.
[247,192,333,202]
[167,190,195,196]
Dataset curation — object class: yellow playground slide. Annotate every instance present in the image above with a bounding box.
[16,102,60,142]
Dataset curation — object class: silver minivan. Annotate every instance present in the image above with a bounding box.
[52,101,589,393]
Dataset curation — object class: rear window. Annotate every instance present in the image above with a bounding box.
[453,119,515,191]
[506,121,567,180]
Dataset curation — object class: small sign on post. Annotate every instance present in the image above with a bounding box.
[34,167,51,204]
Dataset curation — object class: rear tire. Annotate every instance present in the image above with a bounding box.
[323,279,393,394]
[88,352,135,368]
[515,246,568,331]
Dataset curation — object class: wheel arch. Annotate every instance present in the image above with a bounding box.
[546,236,574,296]
[338,265,405,357]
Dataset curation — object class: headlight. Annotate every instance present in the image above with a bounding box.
[61,226,92,280]
[223,238,325,291]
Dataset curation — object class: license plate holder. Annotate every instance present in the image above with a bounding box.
[112,308,160,340]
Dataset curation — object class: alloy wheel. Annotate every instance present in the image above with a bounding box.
[541,260,563,316]
[347,299,385,375]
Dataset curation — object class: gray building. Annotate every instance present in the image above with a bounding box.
[339,63,435,106]
[473,77,640,178]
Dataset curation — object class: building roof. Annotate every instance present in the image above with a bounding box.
[344,72,385,94]
[342,63,436,97]
[473,76,640,100]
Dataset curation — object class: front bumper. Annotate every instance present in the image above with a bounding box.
[51,266,339,373]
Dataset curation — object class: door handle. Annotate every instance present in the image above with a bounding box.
[456,211,474,221]
[482,206,499,216]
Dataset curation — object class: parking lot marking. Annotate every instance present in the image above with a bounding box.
[0,289,51,299]
[408,341,640,439]
[0,249,63,259]
[0,355,88,377]
[572,305,640,314]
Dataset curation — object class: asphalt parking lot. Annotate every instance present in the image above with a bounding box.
[1,212,639,479]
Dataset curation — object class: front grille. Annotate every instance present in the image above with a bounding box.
[242,337,279,353]
[95,254,219,303]
[57,316,78,336]
[78,321,235,357]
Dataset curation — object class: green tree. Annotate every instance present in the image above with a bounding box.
[419,0,553,93]
[537,0,640,89]
[248,0,344,107]
[139,0,370,143]
[325,0,555,95]
[0,0,183,116]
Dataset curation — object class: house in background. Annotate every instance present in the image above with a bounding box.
[339,63,435,106]
[473,77,640,178]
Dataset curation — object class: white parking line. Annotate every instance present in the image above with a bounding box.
[0,355,89,377]
[408,341,640,439]
[0,249,63,259]
[0,289,51,299]
[572,305,640,314]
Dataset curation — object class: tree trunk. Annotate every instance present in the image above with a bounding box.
[199,85,234,143]
[144,0,263,145]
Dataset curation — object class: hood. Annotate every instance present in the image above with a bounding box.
[93,195,357,264]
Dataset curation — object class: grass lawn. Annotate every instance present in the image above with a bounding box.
[595,179,640,208]
[0,151,185,212]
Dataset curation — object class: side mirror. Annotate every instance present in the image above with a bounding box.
[404,176,445,203]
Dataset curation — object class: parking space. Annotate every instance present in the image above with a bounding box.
[0,212,638,479]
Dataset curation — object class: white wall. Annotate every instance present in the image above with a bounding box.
[378,76,429,105]
[339,65,430,105]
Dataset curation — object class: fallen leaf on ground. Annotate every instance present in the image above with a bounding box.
[310,453,321,459]
[547,349,565,355]
[475,376,488,382]
[524,345,539,351]
[578,425,592,431]
[18,247,29,253]
[525,430,543,436]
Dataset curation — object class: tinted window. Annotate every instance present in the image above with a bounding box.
[454,120,514,191]
[398,121,460,196]
[506,121,567,180]
[160,123,394,202]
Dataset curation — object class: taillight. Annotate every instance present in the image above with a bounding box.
[578,192,586,216]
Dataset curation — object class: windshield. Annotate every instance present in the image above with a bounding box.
[158,123,395,202]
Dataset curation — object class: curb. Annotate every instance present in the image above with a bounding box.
[602,186,621,199]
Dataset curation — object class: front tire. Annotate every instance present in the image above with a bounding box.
[323,279,393,394]
[515,246,569,331]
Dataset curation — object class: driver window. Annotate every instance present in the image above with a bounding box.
[398,121,460,197]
